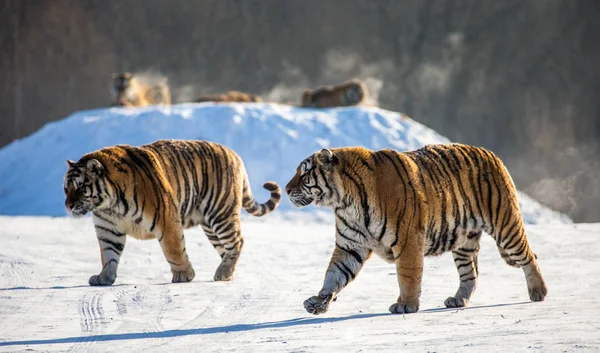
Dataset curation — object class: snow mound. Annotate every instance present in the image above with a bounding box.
[0,103,571,223]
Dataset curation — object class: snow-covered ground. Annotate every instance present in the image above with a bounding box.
[0,216,598,352]
[0,103,570,224]
[1,103,589,352]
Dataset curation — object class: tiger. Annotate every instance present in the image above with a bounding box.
[285,143,548,315]
[63,139,281,286]
[110,72,171,107]
[194,90,262,103]
[301,79,368,108]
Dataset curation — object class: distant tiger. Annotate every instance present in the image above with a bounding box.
[285,143,547,315]
[194,91,262,103]
[111,72,171,107]
[64,139,281,286]
[301,79,368,108]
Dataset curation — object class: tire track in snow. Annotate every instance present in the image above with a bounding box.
[80,292,103,332]
[0,259,39,289]
[70,292,106,352]
[65,284,174,352]
[69,287,133,352]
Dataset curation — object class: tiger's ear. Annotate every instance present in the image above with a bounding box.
[86,159,104,176]
[301,90,312,104]
[316,148,338,168]
[66,160,75,168]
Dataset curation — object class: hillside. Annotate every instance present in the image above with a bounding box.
[0,103,570,224]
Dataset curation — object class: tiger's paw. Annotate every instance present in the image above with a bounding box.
[527,273,548,302]
[444,296,468,308]
[213,264,235,281]
[171,266,195,283]
[528,283,548,302]
[389,301,419,314]
[304,293,334,315]
[89,273,116,286]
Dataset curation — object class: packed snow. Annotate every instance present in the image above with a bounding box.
[2,103,590,352]
[0,216,598,352]
[0,103,571,224]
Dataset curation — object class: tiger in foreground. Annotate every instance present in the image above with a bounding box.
[285,143,547,315]
[194,90,262,103]
[301,79,368,108]
[64,139,281,285]
[111,72,171,107]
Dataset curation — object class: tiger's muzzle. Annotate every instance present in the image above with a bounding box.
[67,205,89,217]
[285,186,314,208]
[65,200,89,217]
[288,194,314,208]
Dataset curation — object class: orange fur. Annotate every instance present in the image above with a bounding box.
[194,90,262,103]
[110,72,171,107]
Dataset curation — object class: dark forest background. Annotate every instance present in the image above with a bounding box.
[1,0,599,222]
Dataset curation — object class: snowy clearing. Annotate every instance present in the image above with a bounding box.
[0,103,585,352]
[0,216,598,352]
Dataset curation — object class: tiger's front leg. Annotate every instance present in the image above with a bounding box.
[304,245,372,315]
[90,222,126,286]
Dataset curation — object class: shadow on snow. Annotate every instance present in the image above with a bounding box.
[0,301,532,347]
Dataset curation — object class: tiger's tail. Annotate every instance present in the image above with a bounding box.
[241,175,281,217]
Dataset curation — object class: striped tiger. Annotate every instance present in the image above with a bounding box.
[301,79,368,108]
[110,72,171,107]
[64,139,281,286]
[194,90,262,103]
[285,143,547,315]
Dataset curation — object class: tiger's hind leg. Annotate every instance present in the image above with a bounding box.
[204,215,244,281]
[497,245,519,267]
[445,231,481,308]
[389,231,425,314]
[492,214,547,302]
[201,224,226,259]
[497,245,537,268]
[158,220,195,283]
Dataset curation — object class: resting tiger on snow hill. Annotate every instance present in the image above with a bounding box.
[110,72,171,107]
[194,90,262,103]
[301,79,368,108]
[63,139,281,286]
[285,143,547,315]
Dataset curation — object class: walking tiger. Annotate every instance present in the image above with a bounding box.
[64,139,281,285]
[285,143,547,314]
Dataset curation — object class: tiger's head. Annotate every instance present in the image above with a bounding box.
[63,159,109,217]
[301,89,314,107]
[110,72,135,105]
[112,72,132,92]
[300,79,367,108]
[285,149,342,208]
